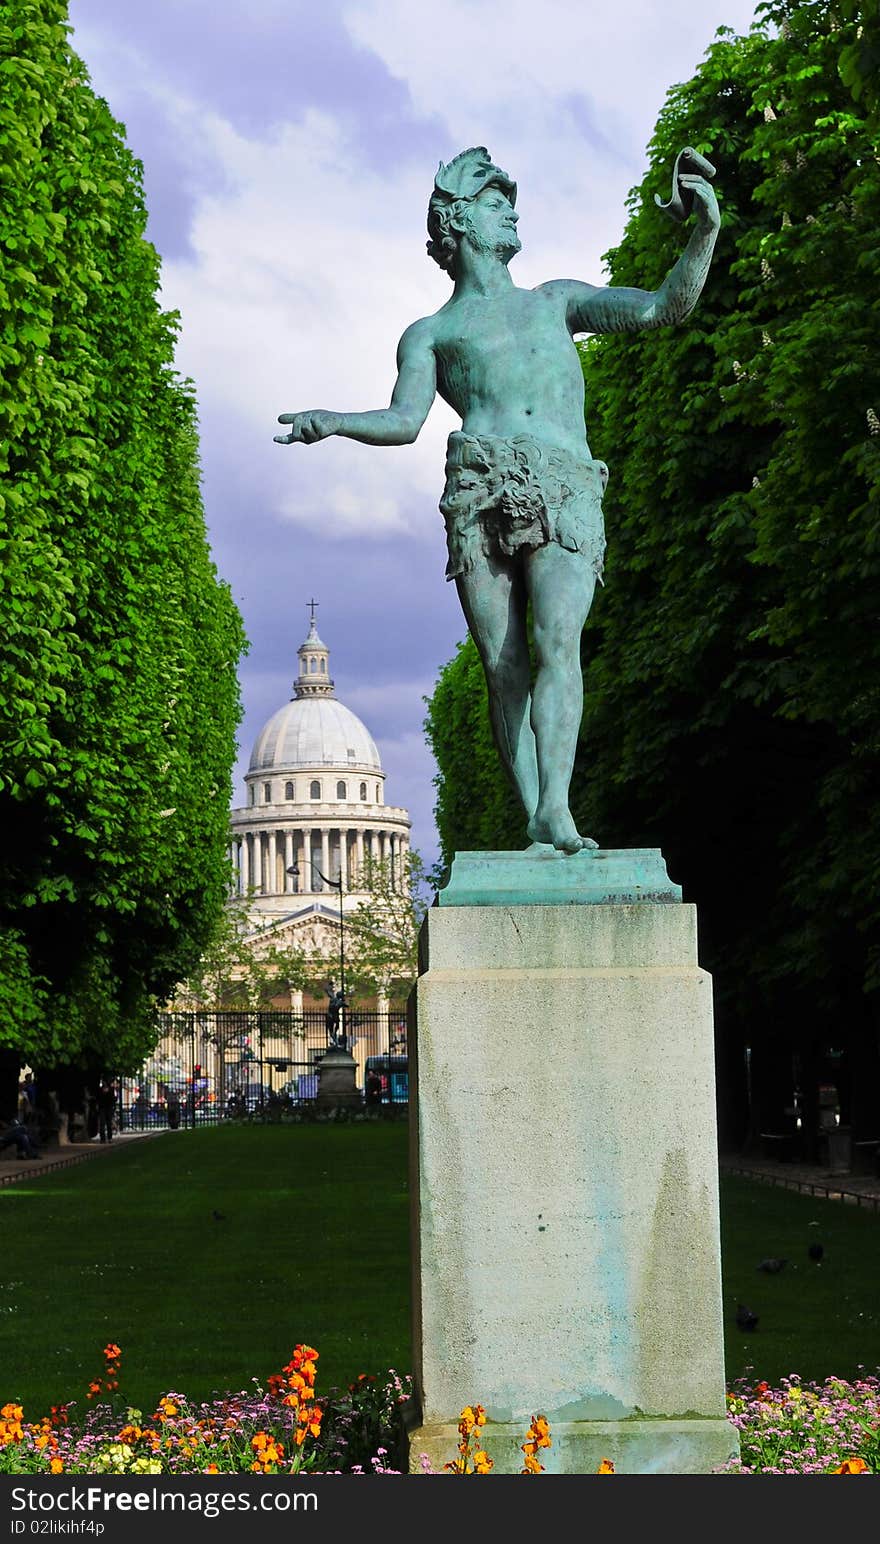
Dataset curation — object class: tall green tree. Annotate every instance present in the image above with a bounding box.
[425,0,880,1146]
[0,1,246,1076]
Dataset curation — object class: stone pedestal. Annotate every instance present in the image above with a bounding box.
[406,851,736,1474]
[316,1048,360,1109]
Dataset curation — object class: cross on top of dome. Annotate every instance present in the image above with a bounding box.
[294,603,334,699]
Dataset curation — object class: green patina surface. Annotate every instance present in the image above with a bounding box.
[436,847,682,907]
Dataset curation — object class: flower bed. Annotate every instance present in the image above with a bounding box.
[0,1345,410,1476]
[721,1372,880,1474]
[1,1348,876,1475]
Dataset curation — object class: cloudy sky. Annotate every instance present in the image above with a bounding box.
[68,0,761,871]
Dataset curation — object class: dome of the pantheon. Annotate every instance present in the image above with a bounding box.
[248,614,381,775]
[249,688,381,776]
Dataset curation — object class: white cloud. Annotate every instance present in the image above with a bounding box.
[343,0,762,279]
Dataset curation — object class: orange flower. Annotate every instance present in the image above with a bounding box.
[473,1449,493,1474]
[531,1415,551,1449]
[597,1457,615,1474]
[458,1404,485,1437]
[50,1458,64,1474]
[103,1344,122,1361]
[250,1432,284,1472]
[521,1413,552,1472]
[834,1457,869,1474]
[0,1405,24,1447]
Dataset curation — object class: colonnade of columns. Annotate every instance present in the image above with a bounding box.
[230,826,410,896]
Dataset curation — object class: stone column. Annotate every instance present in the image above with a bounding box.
[339,828,349,889]
[321,828,330,888]
[284,830,294,892]
[268,831,277,895]
[240,835,250,894]
[356,828,365,887]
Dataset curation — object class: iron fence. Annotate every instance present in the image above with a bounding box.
[119,1010,409,1129]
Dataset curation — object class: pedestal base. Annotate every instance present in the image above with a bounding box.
[405,1404,737,1475]
[316,1048,360,1109]
[408,868,735,1475]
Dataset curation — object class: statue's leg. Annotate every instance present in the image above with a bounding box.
[454,558,539,820]
[524,544,597,853]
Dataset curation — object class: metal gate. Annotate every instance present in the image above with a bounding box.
[119,1010,409,1128]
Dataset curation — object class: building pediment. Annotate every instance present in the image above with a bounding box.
[246,906,340,959]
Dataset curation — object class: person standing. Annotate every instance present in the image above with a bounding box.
[97,1080,116,1143]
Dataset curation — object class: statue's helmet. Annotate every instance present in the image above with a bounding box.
[426,147,517,273]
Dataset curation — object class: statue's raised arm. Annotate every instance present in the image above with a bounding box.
[546,148,720,337]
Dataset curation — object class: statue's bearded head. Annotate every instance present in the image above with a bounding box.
[426,147,519,276]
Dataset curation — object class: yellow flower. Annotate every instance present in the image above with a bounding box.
[834,1457,869,1474]
[473,1449,493,1474]
[597,1457,615,1474]
[50,1458,64,1474]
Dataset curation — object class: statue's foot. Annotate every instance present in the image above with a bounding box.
[527,807,599,854]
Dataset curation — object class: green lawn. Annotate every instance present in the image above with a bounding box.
[720,1174,880,1387]
[2,1128,879,1418]
[0,1125,411,1416]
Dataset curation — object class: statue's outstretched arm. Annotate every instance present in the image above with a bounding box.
[549,174,720,336]
[275,320,437,447]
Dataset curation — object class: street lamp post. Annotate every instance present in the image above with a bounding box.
[286,857,347,1050]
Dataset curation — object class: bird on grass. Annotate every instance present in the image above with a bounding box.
[757,1257,788,1274]
[808,1241,824,1263]
[735,1304,759,1332]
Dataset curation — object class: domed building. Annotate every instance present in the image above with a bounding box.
[228,611,411,1004]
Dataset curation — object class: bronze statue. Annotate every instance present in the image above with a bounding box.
[276,148,719,852]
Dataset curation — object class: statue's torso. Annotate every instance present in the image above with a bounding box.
[430,285,592,460]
